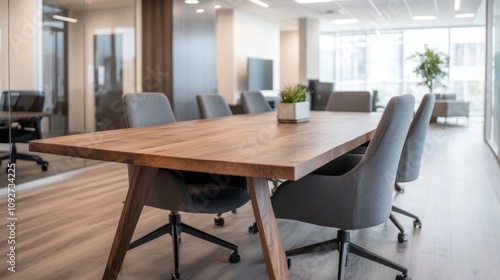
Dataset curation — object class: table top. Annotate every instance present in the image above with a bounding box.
[29,111,381,180]
[0,111,50,120]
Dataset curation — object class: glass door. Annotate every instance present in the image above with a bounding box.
[486,0,500,161]
[43,4,68,135]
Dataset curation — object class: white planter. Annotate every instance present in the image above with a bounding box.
[277,102,310,123]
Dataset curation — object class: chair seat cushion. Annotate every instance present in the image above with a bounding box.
[145,168,250,214]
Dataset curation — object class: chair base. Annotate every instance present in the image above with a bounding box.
[391,206,422,243]
[286,229,408,280]
[128,211,239,279]
[0,143,48,172]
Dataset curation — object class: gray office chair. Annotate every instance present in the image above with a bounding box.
[239,90,283,233]
[390,93,436,242]
[241,91,272,114]
[271,94,415,280]
[317,94,436,243]
[195,93,244,226]
[325,91,372,112]
[123,92,249,280]
[196,94,233,119]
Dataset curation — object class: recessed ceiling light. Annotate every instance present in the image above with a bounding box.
[52,15,78,23]
[196,9,204,13]
[454,0,461,11]
[185,0,199,4]
[332,19,359,24]
[215,4,222,9]
[295,0,333,4]
[455,13,475,18]
[249,0,269,8]
[413,16,437,21]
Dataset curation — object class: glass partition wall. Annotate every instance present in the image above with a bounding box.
[486,0,500,162]
[321,27,486,114]
[1,0,137,183]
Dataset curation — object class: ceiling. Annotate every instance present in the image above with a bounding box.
[221,0,486,32]
[44,0,486,32]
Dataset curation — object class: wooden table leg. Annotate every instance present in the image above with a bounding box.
[102,166,158,280]
[247,177,290,280]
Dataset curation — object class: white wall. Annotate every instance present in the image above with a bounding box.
[280,31,300,88]
[0,0,8,91]
[217,9,280,104]
[8,0,41,90]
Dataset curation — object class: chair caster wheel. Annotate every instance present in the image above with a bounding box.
[397,233,407,243]
[396,274,410,280]
[42,164,48,171]
[413,219,421,228]
[287,258,291,269]
[248,222,258,234]
[395,183,405,192]
[229,252,241,263]
[214,217,224,226]
[171,272,180,280]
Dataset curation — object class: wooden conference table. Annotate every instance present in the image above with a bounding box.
[29,111,382,279]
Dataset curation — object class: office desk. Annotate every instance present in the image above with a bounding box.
[0,111,50,137]
[29,111,381,280]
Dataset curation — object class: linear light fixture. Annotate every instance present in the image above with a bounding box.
[249,0,269,8]
[454,0,461,11]
[332,19,359,24]
[215,4,222,9]
[52,15,78,23]
[413,16,437,21]
[196,9,204,13]
[185,0,199,4]
[455,13,475,18]
[295,0,333,4]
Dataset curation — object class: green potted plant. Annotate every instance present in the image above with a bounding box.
[277,84,310,123]
[408,44,450,93]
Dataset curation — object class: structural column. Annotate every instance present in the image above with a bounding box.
[299,18,319,85]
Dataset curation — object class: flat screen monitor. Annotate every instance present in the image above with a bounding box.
[247,58,273,91]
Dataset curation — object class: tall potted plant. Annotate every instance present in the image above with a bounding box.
[277,84,310,123]
[408,45,450,93]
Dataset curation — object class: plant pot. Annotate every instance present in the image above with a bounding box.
[277,102,310,123]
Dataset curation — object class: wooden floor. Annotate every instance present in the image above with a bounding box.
[1,117,499,280]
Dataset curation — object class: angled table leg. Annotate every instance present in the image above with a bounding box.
[247,177,290,280]
[103,166,158,280]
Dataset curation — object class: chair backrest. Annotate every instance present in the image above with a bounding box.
[325,91,372,112]
[396,94,436,182]
[241,91,273,114]
[123,92,176,128]
[1,91,45,112]
[349,94,414,228]
[196,94,232,119]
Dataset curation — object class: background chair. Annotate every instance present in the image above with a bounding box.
[240,91,273,114]
[390,93,436,242]
[196,94,233,119]
[196,93,244,226]
[0,90,49,172]
[326,91,373,154]
[271,94,415,280]
[325,91,372,112]
[123,92,249,280]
